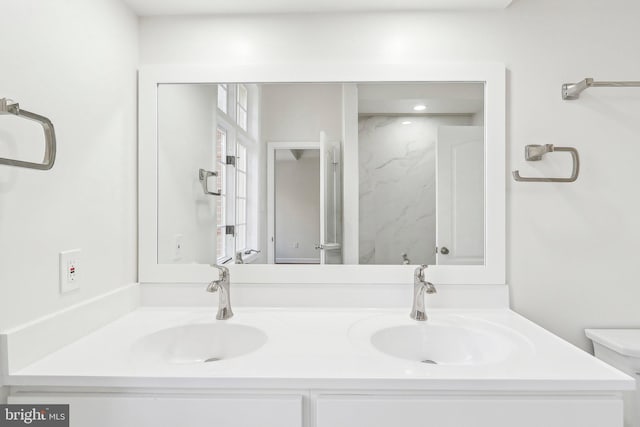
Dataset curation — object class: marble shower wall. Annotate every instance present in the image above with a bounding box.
[359,115,473,265]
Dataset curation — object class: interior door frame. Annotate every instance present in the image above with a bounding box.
[319,131,343,265]
[267,141,321,264]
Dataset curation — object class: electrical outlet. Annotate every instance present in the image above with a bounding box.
[59,249,81,293]
[175,234,184,260]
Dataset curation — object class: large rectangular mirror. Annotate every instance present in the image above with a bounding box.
[157,82,484,266]
[139,64,504,284]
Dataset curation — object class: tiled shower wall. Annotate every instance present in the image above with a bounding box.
[358,115,472,265]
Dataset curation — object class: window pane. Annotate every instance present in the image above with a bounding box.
[216,168,225,195]
[236,84,248,131]
[236,225,246,252]
[216,196,225,227]
[237,144,247,171]
[217,84,227,113]
[217,227,225,259]
[236,198,246,224]
[237,107,247,131]
[237,172,246,198]
[237,84,248,109]
[216,127,227,195]
[216,127,226,164]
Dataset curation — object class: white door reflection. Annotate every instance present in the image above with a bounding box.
[436,126,484,265]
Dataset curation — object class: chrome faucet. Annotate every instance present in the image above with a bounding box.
[206,265,233,320]
[410,264,437,321]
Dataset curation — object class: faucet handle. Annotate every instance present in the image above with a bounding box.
[211,264,229,281]
[207,264,234,321]
[425,281,437,294]
[206,264,229,293]
[206,280,220,293]
[415,264,428,280]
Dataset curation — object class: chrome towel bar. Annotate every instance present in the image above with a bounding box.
[0,98,56,170]
[199,168,221,196]
[562,78,640,100]
[512,144,580,183]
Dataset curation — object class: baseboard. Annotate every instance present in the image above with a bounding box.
[0,283,140,373]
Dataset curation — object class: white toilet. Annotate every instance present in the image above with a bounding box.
[586,329,640,427]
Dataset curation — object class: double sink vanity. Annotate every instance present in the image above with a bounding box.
[1,63,635,426]
[3,279,632,427]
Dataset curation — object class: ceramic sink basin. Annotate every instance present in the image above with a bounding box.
[131,323,267,364]
[349,314,531,366]
[370,324,515,365]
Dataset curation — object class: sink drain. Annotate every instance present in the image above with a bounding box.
[204,357,222,363]
[421,359,438,364]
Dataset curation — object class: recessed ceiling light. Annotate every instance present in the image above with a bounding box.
[401,121,412,125]
[413,104,427,111]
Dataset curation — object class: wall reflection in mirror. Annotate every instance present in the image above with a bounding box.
[157,82,484,266]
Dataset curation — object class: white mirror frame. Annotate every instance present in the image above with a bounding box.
[139,63,505,285]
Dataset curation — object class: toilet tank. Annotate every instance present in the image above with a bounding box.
[586,329,640,427]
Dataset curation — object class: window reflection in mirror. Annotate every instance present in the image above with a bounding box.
[156,82,484,267]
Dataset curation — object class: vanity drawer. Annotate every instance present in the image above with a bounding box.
[9,394,303,427]
[315,395,622,427]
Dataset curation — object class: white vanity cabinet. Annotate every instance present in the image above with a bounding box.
[9,393,304,427]
[9,390,624,427]
[315,394,623,427]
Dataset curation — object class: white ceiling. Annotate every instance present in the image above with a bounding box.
[123,0,512,16]
[358,83,484,115]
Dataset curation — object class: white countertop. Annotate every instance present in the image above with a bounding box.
[7,307,634,392]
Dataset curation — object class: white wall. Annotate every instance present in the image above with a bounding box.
[139,0,640,351]
[0,0,138,401]
[157,84,217,264]
[0,1,138,327]
[275,150,321,263]
[261,84,343,142]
